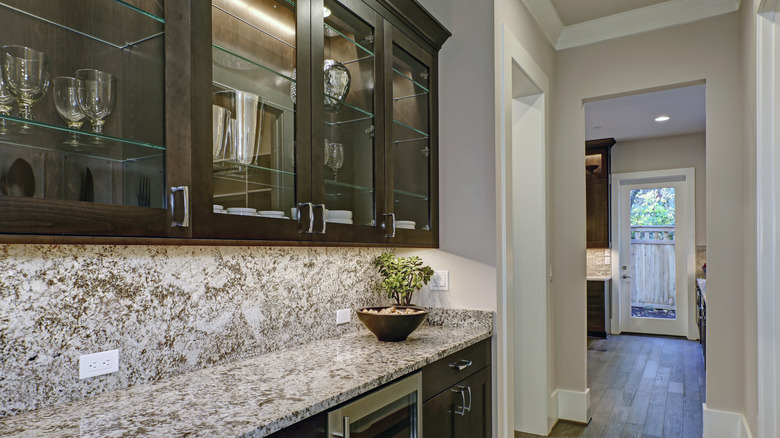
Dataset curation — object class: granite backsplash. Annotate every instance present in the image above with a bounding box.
[0,245,386,418]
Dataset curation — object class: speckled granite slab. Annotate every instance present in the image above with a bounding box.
[0,318,492,438]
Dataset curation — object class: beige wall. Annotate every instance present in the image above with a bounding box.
[408,0,497,311]
[740,0,758,434]
[611,133,707,246]
[553,12,745,417]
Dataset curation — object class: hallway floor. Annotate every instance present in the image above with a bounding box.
[516,334,705,438]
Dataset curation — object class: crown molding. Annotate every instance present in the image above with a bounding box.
[520,0,564,48]
[554,0,740,50]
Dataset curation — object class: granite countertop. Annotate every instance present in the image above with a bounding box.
[0,320,492,437]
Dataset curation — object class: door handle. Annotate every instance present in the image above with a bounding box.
[449,359,472,371]
[621,274,631,279]
[332,416,350,437]
[452,387,467,416]
[298,202,314,233]
[170,186,189,227]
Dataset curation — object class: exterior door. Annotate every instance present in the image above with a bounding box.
[617,179,689,337]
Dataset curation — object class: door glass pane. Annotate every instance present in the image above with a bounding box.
[391,44,430,231]
[349,393,418,438]
[211,0,297,219]
[629,187,676,320]
[322,0,375,227]
[0,0,166,208]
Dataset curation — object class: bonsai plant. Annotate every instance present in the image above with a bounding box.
[373,251,434,306]
[357,252,434,342]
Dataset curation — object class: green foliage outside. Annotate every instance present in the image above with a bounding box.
[373,252,434,306]
[630,188,675,226]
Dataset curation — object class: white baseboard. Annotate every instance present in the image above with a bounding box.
[555,388,591,424]
[702,404,754,438]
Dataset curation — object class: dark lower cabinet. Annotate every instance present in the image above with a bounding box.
[266,412,326,438]
[423,367,491,438]
[422,339,492,438]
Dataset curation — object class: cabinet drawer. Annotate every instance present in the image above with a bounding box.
[422,339,490,401]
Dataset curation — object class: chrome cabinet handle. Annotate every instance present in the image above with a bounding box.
[449,359,472,371]
[332,416,350,438]
[452,387,467,416]
[465,386,472,413]
[298,202,314,233]
[384,213,396,237]
[170,186,189,228]
[314,204,326,234]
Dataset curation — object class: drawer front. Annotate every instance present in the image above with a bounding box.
[422,338,491,401]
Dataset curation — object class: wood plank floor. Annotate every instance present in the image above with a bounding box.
[515,334,705,438]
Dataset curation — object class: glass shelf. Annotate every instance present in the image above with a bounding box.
[393,119,429,138]
[0,116,165,162]
[393,68,430,93]
[213,159,297,178]
[325,179,373,194]
[394,188,428,201]
[324,24,374,56]
[213,45,296,83]
[0,0,164,50]
[213,3,296,51]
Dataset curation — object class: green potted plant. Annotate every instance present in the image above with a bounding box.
[357,252,435,342]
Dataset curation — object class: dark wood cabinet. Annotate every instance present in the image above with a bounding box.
[0,0,448,247]
[587,279,610,338]
[422,339,492,438]
[585,138,615,248]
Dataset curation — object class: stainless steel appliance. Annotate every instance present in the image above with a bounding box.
[328,372,422,438]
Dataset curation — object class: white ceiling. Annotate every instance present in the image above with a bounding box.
[520,0,740,50]
[550,0,670,26]
[584,84,705,142]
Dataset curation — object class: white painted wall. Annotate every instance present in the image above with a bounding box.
[553,12,745,417]
[611,133,706,245]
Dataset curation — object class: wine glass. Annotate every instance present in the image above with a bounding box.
[54,77,86,146]
[0,73,15,134]
[75,69,117,135]
[1,45,49,121]
[327,142,344,181]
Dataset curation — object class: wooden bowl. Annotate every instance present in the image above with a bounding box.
[357,306,429,342]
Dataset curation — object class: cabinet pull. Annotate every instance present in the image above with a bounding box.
[170,186,189,228]
[332,415,350,437]
[452,387,467,416]
[298,202,314,233]
[314,204,327,234]
[384,213,396,237]
[449,359,472,371]
[465,385,472,413]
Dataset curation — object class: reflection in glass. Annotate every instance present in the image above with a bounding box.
[2,45,49,121]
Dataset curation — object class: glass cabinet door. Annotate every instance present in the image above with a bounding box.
[387,33,437,244]
[312,0,384,242]
[0,0,167,236]
[207,0,309,240]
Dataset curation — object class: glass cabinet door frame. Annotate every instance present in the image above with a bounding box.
[189,0,314,241]
[383,26,438,246]
[310,0,387,244]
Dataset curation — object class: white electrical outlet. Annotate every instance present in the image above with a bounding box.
[336,309,351,325]
[430,270,449,291]
[79,349,119,379]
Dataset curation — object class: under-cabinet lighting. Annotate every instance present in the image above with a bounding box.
[225,0,296,37]
[654,115,670,122]
[323,7,332,18]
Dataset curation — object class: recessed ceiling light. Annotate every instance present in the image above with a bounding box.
[654,115,670,122]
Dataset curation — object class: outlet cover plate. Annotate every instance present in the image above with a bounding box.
[431,270,449,291]
[79,349,119,379]
[336,309,351,325]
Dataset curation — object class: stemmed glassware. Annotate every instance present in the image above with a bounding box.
[75,69,116,135]
[327,142,344,181]
[53,77,86,146]
[1,45,49,122]
[0,73,15,134]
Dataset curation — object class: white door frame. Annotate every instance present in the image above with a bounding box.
[756,3,780,436]
[610,168,697,339]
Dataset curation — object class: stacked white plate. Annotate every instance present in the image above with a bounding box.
[213,204,228,214]
[258,210,285,219]
[226,207,257,216]
[395,220,416,230]
[327,218,354,225]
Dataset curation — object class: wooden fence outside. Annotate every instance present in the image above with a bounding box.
[630,225,676,308]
